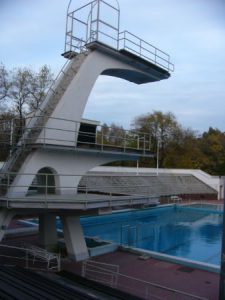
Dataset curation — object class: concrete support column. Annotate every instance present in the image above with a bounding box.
[0,209,15,242]
[60,215,89,261]
[39,214,58,251]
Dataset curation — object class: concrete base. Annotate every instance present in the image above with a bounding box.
[60,215,89,261]
[39,214,58,251]
[0,209,15,242]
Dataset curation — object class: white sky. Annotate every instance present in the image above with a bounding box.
[1,0,225,133]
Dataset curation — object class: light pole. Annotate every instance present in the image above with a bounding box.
[156,138,160,176]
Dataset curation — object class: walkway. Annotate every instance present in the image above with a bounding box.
[0,216,220,300]
[62,250,219,300]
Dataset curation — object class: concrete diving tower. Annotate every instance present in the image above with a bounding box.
[0,0,174,261]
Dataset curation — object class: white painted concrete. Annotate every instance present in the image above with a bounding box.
[37,49,156,146]
[7,150,130,198]
[0,209,15,242]
[39,214,58,250]
[60,215,89,261]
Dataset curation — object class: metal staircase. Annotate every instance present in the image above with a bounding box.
[0,51,89,195]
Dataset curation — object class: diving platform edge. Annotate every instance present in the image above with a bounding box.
[62,41,171,84]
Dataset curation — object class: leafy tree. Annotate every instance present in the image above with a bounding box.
[97,123,126,147]
[164,128,207,169]
[199,127,225,175]
[132,111,181,167]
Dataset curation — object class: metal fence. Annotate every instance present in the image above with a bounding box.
[0,244,61,272]
[82,259,208,300]
[65,0,174,72]
[0,116,153,156]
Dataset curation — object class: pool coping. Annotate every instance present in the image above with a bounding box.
[121,246,220,274]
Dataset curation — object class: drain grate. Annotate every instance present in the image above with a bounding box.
[177,266,195,273]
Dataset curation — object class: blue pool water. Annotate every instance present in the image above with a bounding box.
[57,205,223,266]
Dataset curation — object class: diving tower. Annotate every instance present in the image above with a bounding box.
[0,0,174,261]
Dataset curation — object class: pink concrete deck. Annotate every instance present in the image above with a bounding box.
[62,250,219,300]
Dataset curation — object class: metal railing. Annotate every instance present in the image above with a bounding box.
[119,31,174,72]
[82,259,208,300]
[82,260,119,288]
[0,116,153,156]
[0,244,61,272]
[0,171,212,203]
[65,0,174,72]
[0,171,161,201]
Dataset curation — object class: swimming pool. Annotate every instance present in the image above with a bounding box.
[57,205,223,266]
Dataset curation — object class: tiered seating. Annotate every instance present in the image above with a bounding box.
[0,266,88,300]
[79,174,217,198]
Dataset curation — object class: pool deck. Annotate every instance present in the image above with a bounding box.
[1,233,220,300]
[1,200,223,300]
[62,250,219,300]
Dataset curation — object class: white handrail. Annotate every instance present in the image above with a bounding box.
[0,244,61,271]
[82,259,208,300]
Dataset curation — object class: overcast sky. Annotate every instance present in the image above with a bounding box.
[1,0,225,133]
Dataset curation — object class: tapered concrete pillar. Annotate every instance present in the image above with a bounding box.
[39,214,58,251]
[0,209,15,242]
[60,215,89,261]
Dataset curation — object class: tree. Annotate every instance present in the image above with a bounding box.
[0,64,54,160]
[9,67,32,121]
[0,64,11,109]
[97,123,125,147]
[28,65,54,111]
[0,64,54,117]
[132,111,181,167]
[199,127,225,175]
[164,128,207,169]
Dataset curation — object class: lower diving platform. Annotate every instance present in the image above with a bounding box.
[0,193,158,211]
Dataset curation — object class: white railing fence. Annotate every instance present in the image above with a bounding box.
[82,260,208,300]
[0,116,153,156]
[65,0,174,72]
[0,244,61,272]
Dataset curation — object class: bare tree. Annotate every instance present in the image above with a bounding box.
[28,65,53,111]
[9,67,32,121]
[0,64,11,109]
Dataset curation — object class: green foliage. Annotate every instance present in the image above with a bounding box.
[199,127,225,175]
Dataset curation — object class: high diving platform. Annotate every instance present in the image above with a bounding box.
[0,0,174,261]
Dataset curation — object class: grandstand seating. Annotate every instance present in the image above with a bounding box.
[79,174,217,199]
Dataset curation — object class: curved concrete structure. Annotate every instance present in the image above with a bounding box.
[0,1,173,261]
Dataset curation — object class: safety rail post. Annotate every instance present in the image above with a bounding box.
[9,119,14,157]
[43,126,46,146]
[140,39,142,57]
[143,136,146,155]
[101,129,104,151]
[145,285,149,300]
[96,0,100,42]
[45,173,48,209]
[86,175,88,199]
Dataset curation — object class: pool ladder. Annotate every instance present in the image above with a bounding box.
[121,224,138,247]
